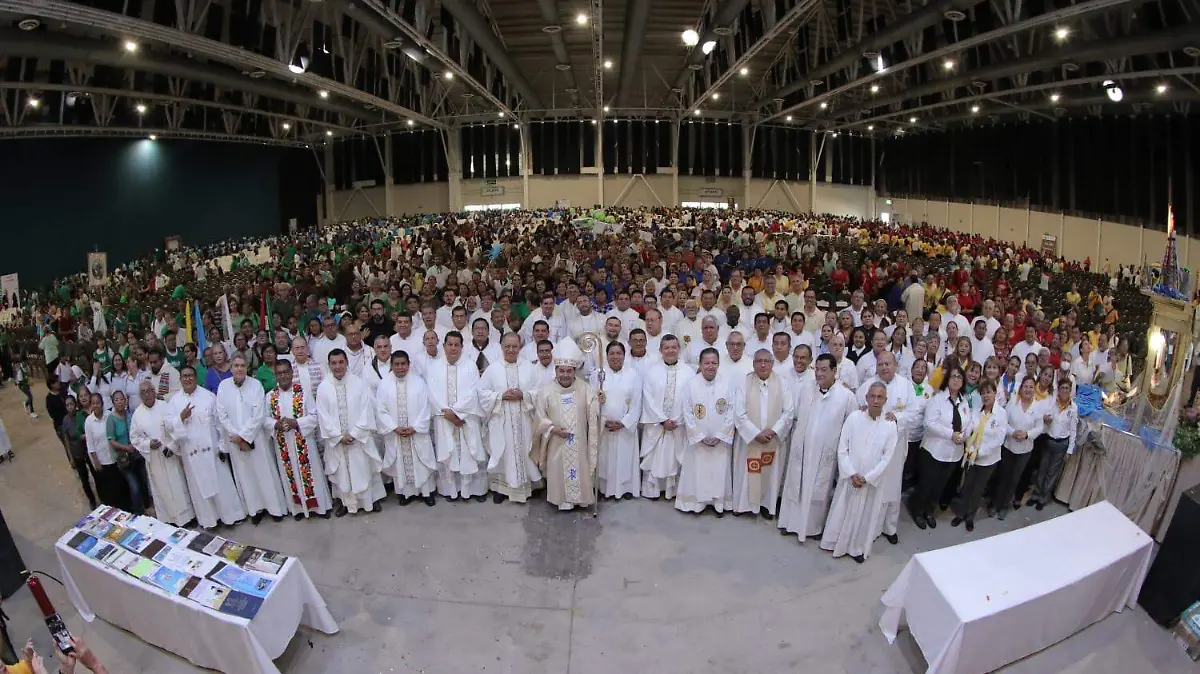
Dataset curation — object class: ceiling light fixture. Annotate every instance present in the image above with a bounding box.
[27,98,39,109]
[444,72,454,80]
[135,103,147,114]
[124,40,138,52]
[943,59,955,70]
[693,109,701,115]
[326,130,333,136]
[712,92,720,100]
[739,67,749,76]
[819,102,828,109]
[407,120,415,126]
[148,134,157,140]
[498,111,505,118]
[701,40,716,55]
[971,105,980,113]
[603,59,613,69]
[603,105,610,112]
[867,124,874,130]
[1156,83,1168,94]
[317,90,329,99]
[909,116,917,123]
[870,84,880,94]
[682,29,699,46]
[289,43,311,74]
[1054,27,1069,41]
[1050,92,1060,102]
[282,122,291,130]
[786,115,793,122]
[576,13,588,25]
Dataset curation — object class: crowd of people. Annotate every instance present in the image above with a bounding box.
[3,206,1151,567]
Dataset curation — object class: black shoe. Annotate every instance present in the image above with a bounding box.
[951,517,963,527]
[913,516,927,530]
[334,505,348,518]
[250,512,265,526]
[1012,501,1022,510]
[851,555,866,564]
[1035,502,1045,511]
[371,503,382,513]
[493,493,506,504]
[272,514,285,522]
[1025,497,1038,506]
[939,502,949,511]
[622,494,634,500]
[811,532,822,541]
[397,495,409,505]
[293,513,304,521]
[884,533,899,545]
[965,520,975,532]
[424,496,436,506]
[926,516,937,529]
[997,509,1008,521]
[320,511,332,519]
[760,508,774,521]
[713,510,724,518]
[474,494,487,503]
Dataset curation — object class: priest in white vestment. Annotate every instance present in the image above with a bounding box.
[265,361,333,518]
[531,340,600,510]
[317,349,385,515]
[426,333,488,500]
[676,348,736,515]
[289,336,326,399]
[478,333,542,503]
[854,352,917,545]
[130,380,194,526]
[164,366,246,528]
[463,318,503,376]
[569,296,605,340]
[376,350,438,505]
[639,335,693,499]
[590,341,642,499]
[732,350,796,517]
[719,331,754,386]
[820,383,897,563]
[778,353,857,541]
[216,354,289,524]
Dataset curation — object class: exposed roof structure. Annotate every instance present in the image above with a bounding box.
[0,0,1196,146]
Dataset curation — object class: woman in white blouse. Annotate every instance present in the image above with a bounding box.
[1028,379,1078,511]
[952,381,1008,532]
[86,359,115,412]
[82,391,123,506]
[909,366,970,530]
[903,359,935,491]
[991,378,1044,520]
[1071,340,1098,385]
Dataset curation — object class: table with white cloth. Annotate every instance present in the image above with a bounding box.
[55,524,338,674]
[879,501,1153,674]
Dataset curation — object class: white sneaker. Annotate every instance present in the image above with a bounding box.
[28,412,38,419]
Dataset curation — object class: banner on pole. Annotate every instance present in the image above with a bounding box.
[87,252,108,287]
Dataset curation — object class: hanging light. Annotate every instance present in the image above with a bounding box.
[682,29,699,46]
[124,40,138,53]
[1054,27,1069,41]
[1103,80,1123,102]
[135,103,147,114]
[576,13,588,25]
[701,40,716,55]
[317,90,329,99]
[739,67,749,76]
[289,43,311,74]
[282,122,291,130]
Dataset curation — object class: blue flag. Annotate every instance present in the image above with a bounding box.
[193,300,207,353]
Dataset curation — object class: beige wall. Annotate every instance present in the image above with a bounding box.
[878,195,1185,269]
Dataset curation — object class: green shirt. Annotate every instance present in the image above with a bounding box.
[254,363,277,391]
[165,348,186,369]
[192,362,208,386]
[94,348,113,374]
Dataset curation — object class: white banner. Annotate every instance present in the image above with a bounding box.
[87,252,108,287]
[0,273,18,307]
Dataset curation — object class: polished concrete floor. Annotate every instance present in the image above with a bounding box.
[0,383,1192,674]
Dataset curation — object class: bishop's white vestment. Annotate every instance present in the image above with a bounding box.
[164,387,246,527]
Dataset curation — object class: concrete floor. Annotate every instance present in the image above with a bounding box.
[0,383,1193,674]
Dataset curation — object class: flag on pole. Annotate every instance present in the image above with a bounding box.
[193,300,207,353]
[184,300,194,345]
[220,294,235,342]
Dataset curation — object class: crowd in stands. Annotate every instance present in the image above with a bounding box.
[0,207,1154,565]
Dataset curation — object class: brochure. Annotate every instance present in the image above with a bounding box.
[149,567,191,595]
[216,591,264,620]
[240,548,287,575]
[183,578,231,611]
[125,558,161,581]
[211,565,275,598]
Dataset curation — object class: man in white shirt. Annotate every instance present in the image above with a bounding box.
[733,286,760,335]
[311,315,348,368]
[569,295,604,340]
[658,289,685,335]
[733,349,795,517]
[643,308,666,355]
[695,289,726,326]
[521,293,567,345]
[786,313,815,352]
[856,330,888,382]
[901,276,925,322]
[802,290,824,335]
[940,297,970,338]
[390,314,423,359]
[685,316,724,368]
[1011,325,1041,365]
[847,290,867,326]
[606,290,644,341]
[755,275,785,315]
[720,330,754,385]
[978,300,1001,340]
[969,318,996,365]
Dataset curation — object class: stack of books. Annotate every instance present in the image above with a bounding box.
[63,506,289,620]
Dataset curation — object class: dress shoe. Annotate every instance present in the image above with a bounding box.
[293,513,304,521]
[884,533,899,545]
[370,503,382,513]
[851,555,866,564]
[965,520,975,532]
[334,505,348,518]
[272,514,285,522]
[951,516,964,527]
[474,494,487,503]
[250,512,264,526]
[713,509,724,519]
[996,509,1007,521]
[1025,497,1038,507]
[493,493,506,504]
[320,511,332,519]
[622,494,634,500]
[424,496,436,506]
[1035,502,1045,511]
[397,495,409,506]
[913,516,927,530]
[811,532,822,541]
[760,510,774,521]
[926,516,937,529]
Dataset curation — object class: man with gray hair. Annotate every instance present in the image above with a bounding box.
[685,315,724,367]
[216,353,288,524]
[732,349,795,518]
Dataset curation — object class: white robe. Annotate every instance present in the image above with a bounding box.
[478,361,542,501]
[291,358,327,399]
[164,388,246,527]
[148,364,182,402]
[855,376,918,538]
[732,373,796,515]
[316,374,385,512]
[820,411,897,560]
[676,375,736,513]
[264,385,333,517]
[129,402,195,526]
[344,345,371,377]
[426,358,488,498]
[777,382,857,540]
[589,365,642,499]
[569,312,605,340]
[215,377,288,517]
[639,361,694,499]
[463,340,503,376]
[375,375,438,497]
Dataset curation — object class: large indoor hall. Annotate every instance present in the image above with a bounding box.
[0,0,1198,673]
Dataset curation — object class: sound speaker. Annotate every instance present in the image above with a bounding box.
[0,507,27,599]
[1139,484,1200,625]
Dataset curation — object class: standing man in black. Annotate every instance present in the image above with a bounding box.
[362,299,394,347]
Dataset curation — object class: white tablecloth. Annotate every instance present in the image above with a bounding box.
[879,501,1153,674]
[55,533,339,674]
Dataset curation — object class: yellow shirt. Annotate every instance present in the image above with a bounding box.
[1065,291,1081,305]
[4,661,33,674]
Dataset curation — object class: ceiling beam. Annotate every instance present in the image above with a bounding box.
[827,66,1200,131]
[0,125,308,147]
[758,0,1148,124]
[847,26,1200,119]
[915,90,1200,127]
[672,0,754,91]
[750,0,984,110]
[683,0,821,116]
[0,0,445,128]
[613,0,652,107]
[433,0,544,109]
[0,30,373,122]
[0,81,360,134]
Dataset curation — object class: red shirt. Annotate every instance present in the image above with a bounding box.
[957,292,977,314]
[831,268,850,291]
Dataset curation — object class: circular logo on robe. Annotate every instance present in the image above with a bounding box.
[693,403,706,419]
[760,451,776,466]
[683,335,692,344]
[715,398,728,414]
[746,457,762,473]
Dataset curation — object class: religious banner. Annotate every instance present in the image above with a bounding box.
[0,273,18,307]
[87,252,108,287]
[1040,234,1058,257]
[164,235,182,251]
